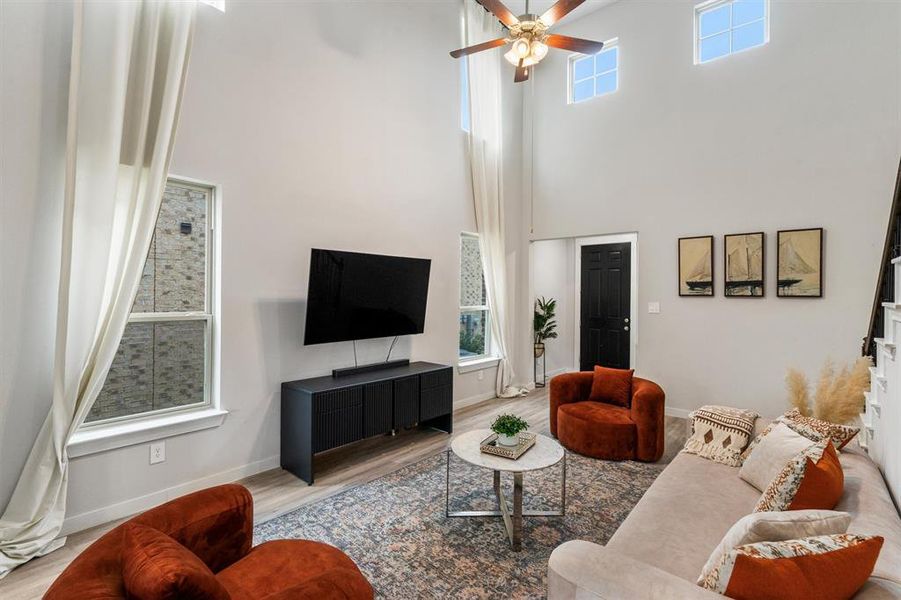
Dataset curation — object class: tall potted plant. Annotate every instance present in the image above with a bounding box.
[533,296,558,358]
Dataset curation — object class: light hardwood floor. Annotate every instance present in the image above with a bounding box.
[1,387,690,599]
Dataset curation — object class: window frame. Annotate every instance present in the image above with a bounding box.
[458,232,493,365]
[694,0,769,65]
[568,38,619,105]
[79,176,218,431]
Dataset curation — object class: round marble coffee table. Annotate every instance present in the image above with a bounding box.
[445,429,566,551]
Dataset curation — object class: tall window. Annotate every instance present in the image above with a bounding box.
[569,40,618,104]
[459,233,490,361]
[695,0,768,64]
[84,178,216,425]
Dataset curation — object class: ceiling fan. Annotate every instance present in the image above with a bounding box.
[450,0,605,83]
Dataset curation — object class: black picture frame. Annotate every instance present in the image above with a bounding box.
[678,235,714,297]
[776,228,823,298]
[724,232,765,298]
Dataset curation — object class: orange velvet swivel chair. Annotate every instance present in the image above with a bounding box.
[549,369,665,462]
[44,484,373,600]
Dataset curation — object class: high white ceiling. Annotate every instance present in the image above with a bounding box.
[503,0,620,24]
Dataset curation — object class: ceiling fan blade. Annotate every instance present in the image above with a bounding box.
[545,34,604,55]
[539,0,587,26]
[449,38,507,58]
[514,59,530,83]
[476,0,520,28]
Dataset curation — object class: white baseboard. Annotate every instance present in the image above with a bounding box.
[665,406,693,419]
[61,455,280,536]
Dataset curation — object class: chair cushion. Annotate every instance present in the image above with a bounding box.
[557,401,636,460]
[215,539,372,600]
[588,365,634,407]
[122,523,230,600]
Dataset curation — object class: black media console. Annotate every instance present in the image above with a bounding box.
[281,361,453,484]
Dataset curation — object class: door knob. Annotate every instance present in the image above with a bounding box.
[624,318,630,323]
[624,326,630,331]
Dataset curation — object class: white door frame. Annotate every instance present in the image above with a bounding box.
[573,233,638,372]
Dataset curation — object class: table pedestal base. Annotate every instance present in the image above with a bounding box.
[445,452,566,551]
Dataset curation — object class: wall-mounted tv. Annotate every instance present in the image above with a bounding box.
[303,249,431,345]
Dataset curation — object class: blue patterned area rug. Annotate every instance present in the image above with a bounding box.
[254,451,664,599]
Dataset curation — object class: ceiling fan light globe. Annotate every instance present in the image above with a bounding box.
[512,38,531,59]
[530,40,548,61]
[504,49,521,66]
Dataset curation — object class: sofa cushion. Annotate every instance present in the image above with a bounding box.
[215,539,372,600]
[698,510,852,583]
[122,523,231,600]
[607,451,761,580]
[588,365,633,407]
[699,534,883,600]
[557,401,637,460]
[683,405,759,467]
[740,423,815,491]
[755,440,843,512]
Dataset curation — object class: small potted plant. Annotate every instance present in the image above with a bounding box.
[491,413,529,446]
[533,296,558,358]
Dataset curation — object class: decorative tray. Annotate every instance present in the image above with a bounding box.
[479,432,537,460]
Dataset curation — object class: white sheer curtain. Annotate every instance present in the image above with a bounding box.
[464,1,527,398]
[0,0,196,577]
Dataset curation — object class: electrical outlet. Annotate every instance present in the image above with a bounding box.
[477,370,484,381]
[648,302,660,314]
[149,441,166,465]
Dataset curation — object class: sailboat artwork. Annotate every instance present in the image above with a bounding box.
[777,228,823,297]
[725,233,764,297]
[679,236,714,296]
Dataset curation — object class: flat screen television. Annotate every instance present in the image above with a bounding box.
[303,249,431,345]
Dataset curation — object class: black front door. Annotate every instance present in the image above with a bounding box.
[580,243,631,371]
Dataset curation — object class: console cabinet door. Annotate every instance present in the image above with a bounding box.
[314,387,363,452]
[393,376,419,429]
[363,381,393,437]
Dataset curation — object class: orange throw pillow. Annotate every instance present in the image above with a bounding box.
[699,534,883,600]
[588,365,634,407]
[755,440,843,512]
[122,523,231,600]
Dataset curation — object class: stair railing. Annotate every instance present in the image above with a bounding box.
[863,156,901,357]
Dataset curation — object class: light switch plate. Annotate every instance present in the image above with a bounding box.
[648,302,660,314]
[150,441,166,465]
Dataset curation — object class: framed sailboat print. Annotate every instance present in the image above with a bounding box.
[724,232,765,297]
[777,228,823,297]
[679,235,714,296]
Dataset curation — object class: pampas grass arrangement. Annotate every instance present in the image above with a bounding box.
[785,357,872,424]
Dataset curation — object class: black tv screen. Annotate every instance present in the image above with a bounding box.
[303,249,431,345]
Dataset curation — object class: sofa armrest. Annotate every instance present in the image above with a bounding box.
[133,483,253,572]
[548,540,723,600]
[549,372,594,436]
[631,377,665,462]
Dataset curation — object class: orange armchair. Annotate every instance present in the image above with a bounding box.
[45,484,373,600]
[549,372,665,462]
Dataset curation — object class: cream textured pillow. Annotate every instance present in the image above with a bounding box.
[739,423,814,491]
[697,510,852,584]
[682,405,759,466]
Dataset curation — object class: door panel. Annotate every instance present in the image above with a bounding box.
[580,243,631,371]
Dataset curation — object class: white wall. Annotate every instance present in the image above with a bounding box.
[1,1,517,526]
[529,0,901,417]
[530,239,576,377]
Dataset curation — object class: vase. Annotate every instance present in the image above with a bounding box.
[534,342,545,358]
[497,433,519,446]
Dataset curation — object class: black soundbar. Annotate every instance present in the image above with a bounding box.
[332,359,411,378]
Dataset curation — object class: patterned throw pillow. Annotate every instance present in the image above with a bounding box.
[682,405,759,466]
[754,439,843,512]
[698,534,884,600]
[780,408,859,449]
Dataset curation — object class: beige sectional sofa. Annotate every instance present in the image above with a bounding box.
[548,440,901,599]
